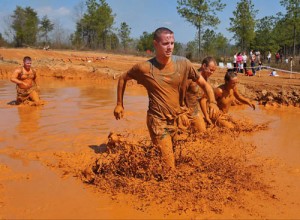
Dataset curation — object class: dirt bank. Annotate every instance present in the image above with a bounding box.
[1,48,299,107]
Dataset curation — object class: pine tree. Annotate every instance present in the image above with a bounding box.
[177,0,225,59]
[228,0,257,51]
[11,6,39,47]
[39,15,54,45]
[118,22,132,51]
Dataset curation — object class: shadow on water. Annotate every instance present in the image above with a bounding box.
[7,100,18,105]
[89,143,107,154]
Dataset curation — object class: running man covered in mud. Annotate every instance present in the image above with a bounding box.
[114,27,219,170]
[10,56,42,105]
[201,69,256,128]
[185,57,218,132]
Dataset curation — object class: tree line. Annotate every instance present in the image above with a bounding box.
[0,0,299,62]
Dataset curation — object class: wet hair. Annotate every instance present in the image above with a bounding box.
[23,56,32,62]
[201,56,216,66]
[225,69,237,82]
[153,27,174,41]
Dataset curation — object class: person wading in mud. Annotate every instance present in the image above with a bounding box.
[10,56,42,105]
[185,56,217,132]
[201,69,256,129]
[113,27,220,170]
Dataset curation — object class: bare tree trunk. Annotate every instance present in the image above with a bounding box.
[198,24,202,59]
[293,24,296,57]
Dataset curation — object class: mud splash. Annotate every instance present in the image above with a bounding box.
[49,119,273,216]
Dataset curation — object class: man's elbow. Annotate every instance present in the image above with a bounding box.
[118,73,129,82]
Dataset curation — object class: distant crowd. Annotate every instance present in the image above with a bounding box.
[231,50,295,76]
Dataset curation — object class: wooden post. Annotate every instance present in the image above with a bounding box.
[290,57,293,79]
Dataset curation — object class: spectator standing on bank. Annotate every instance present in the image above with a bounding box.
[275,52,280,64]
[233,52,237,72]
[267,51,271,64]
[250,53,256,76]
[255,50,261,62]
[236,52,243,73]
[242,51,248,74]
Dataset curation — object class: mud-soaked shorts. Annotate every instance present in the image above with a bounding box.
[147,114,178,144]
[187,104,202,120]
[190,113,202,124]
[187,105,203,122]
[16,86,36,103]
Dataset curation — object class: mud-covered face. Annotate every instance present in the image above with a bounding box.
[23,59,32,70]
[228,77,238,88]
[202,61,217,79]
[154,32,174,58]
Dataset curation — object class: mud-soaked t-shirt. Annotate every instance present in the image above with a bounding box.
[127,55,200,120]
[186,81,201,109]
[185,80,202,117]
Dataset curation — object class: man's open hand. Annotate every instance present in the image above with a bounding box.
[208,102,220,119]
[114,105,124,120]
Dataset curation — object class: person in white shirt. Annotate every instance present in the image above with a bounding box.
[267,51,271,64]
[233,52,237,72]
[242,51,248,74]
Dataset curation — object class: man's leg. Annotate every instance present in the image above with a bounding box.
[215,114,234,129]
[153,134,175,170]
[191,114,206,132]
[217,118,234,129]
[251,62,256,75]
[243,63,247,74]
[29,90,42,105]
[147,114,176,170]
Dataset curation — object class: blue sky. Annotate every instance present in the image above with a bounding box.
[0,0,285,44]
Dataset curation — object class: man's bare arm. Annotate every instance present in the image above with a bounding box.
[196,75,220,118]
[234,89,255,110]
[114,72,131,120]
[196,76,216,103]
[10,69,26,86]
[33,69,38,85]
[199,96,212,125]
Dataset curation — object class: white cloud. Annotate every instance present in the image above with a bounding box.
[37,6,71,18]
[56,7,71,16]
[35,6,74,32]
[162,21,172,26]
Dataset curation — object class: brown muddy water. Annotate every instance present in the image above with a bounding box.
[0,79,148,151]
[0,78,299,219]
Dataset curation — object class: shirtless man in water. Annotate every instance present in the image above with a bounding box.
[201,69,255,128]
[185,57,217,132]
[11,56,42,105]
[114,27,220,170]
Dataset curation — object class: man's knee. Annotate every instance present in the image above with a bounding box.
[191,116,206,132]
[30,91,40,101]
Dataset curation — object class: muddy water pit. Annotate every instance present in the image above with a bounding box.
[0,78,299,219]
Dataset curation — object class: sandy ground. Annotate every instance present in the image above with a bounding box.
[0,48,300,219]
